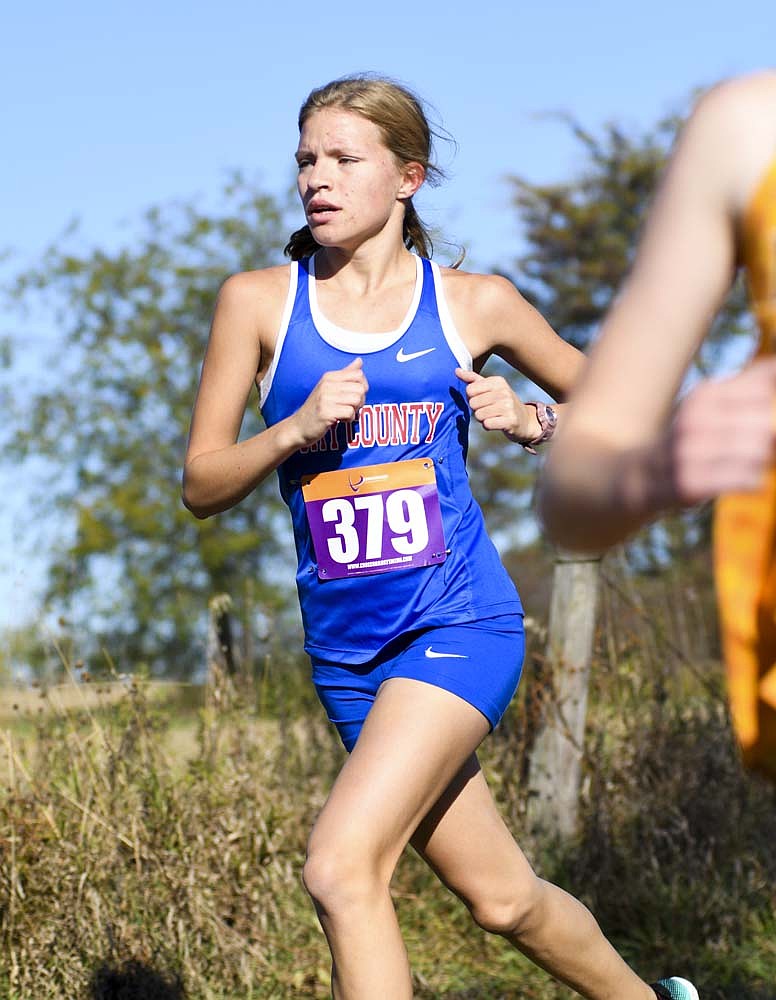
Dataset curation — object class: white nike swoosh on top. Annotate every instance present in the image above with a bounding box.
[424,646,468,659]
[396,347,436,363]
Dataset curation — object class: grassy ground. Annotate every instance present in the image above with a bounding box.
[1,636,775,999]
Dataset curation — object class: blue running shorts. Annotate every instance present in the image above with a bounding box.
[311,613,525,752]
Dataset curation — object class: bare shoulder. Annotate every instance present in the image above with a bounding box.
[689,71,776,141]
[214,264,293,349]
[217,264,292,312]
[435,265,569,371]
[681,71,776,143]
[437,266,526,321]
[679,71,776,212]
[697,68,776,112]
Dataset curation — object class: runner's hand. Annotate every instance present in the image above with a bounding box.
[455,368,539,443]
[663,357,776,505]
[293,358,368,446]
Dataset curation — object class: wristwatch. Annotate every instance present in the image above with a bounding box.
[522,401,557,453]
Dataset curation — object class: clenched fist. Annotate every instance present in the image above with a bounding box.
[293,358,369,447]
[455,368,540,444]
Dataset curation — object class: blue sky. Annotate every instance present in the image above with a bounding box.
[2,0,775,633]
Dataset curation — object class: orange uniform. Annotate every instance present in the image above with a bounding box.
[714,158,776,779]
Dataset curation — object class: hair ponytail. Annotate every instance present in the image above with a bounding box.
[403,200,432,258]
[284,225,320,260]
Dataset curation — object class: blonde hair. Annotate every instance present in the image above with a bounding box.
[285,74,445,260]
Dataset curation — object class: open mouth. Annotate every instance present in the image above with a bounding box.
[307,202,338,223]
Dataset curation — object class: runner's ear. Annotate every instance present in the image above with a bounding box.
[398,162,425,199]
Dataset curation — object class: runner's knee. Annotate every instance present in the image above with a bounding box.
[302,835,389,913]
[467,877,545,937]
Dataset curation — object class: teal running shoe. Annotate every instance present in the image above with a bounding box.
[651,978,699,1000]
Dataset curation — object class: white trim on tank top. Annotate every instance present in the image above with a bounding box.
[308,252,423,352]
[259,255,474,408]
[258,261,299,408]
[429,261,473,371]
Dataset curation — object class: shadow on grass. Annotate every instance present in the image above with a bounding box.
[87,959,185,1000]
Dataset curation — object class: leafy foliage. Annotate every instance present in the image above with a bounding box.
[6,176,299,675]
[506,109,752,365]
[503,108,753,566]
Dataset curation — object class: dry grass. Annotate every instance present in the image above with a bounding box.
[0,668,337,998]
[0,680,190,722]
[1,571,776,998]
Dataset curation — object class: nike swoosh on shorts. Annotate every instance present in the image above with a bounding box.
[424,646,468,659]
[396,347,436,362]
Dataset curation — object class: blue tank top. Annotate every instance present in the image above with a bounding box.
[260,254,523,663]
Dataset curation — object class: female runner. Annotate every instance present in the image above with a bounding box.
[183,73,694,1000]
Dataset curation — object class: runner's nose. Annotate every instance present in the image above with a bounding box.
[308,160,332,191]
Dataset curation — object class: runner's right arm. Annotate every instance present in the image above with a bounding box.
[182,269,367,519]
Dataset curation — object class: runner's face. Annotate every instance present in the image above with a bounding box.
[296,109,416,250]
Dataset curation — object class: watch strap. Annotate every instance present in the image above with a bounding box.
[522,401,557,454]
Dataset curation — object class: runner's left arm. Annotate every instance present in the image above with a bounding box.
[444,269,585,447]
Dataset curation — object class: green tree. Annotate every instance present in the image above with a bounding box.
[502,107,753,568]
[507,109,751,359]
[5,175,299,677]
[470,108,751,567]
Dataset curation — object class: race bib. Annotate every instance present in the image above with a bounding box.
[302,458,447,580]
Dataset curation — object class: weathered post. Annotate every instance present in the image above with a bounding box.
[207,593,236,680]
[527,551,601,840]
[202,594,236,762]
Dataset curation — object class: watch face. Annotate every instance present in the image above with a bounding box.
[545,405,558,427]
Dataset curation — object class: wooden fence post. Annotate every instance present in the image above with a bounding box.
[527,552,601,840]
[207,593,236,682]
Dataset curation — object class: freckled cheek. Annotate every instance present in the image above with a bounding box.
[359,181,391,212]
[336,193,352,218]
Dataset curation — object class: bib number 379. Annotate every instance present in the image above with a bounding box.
[302,458,446,579]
